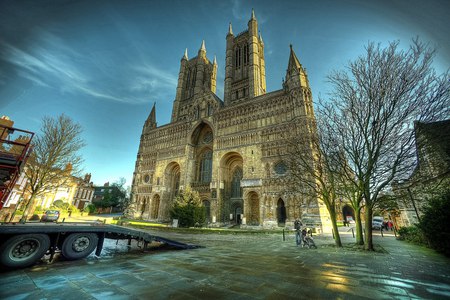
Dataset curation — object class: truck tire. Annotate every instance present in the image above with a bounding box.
[61,233,98,260]
[0,234,50,268]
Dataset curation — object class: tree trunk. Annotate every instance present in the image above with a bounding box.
[331,215,342,247]
[328,206,342,247]
[20,194,36,223]
[364,205,374,251]
[354,207,364,245]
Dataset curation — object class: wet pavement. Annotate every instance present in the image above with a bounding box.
[1,227,450,300]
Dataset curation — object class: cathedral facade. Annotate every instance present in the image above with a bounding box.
[130,11,331,230]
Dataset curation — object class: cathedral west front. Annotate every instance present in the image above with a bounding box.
[130,10,331,231]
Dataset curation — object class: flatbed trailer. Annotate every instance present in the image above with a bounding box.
[0,222,200,269]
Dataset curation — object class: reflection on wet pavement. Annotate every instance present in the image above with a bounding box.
[1,228,449,299]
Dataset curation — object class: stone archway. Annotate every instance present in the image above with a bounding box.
[140,197,147,217]
[151,194,160,219]
[161,162,181,220]
[219,152,244,224]
[247,191,260,225]
[277,198,286,226]
[342,205,355,222]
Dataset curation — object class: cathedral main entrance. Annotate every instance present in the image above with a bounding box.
[277,198,286,226]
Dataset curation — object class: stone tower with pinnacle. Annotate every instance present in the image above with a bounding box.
[224,9,266,105]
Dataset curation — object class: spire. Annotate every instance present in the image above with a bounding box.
[213,55,217,65]
[146,102,157,129]
[150,102,156,123]
[182,48,188,60]
[200,40,206,52]
[251,8,256,20]
[285,44,309,90]
[259,31,264,45]
[228,22,233,35]
[198,40,206,59]
[287,44,302,71]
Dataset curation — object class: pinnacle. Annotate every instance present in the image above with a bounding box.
[228,22,233,35]
[200,40,206,52]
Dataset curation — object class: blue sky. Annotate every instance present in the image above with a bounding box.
[1,0,449,188]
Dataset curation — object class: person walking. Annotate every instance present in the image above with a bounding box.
[294,219,303,246]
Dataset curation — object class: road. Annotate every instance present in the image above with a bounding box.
[1,224,449,299]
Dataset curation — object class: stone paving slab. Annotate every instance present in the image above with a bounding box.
[1,228,449,299]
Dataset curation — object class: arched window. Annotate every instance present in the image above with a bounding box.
[231,167,242,198]
[194,106,200,119]
[274,161,287,175]
[200,150,212,183]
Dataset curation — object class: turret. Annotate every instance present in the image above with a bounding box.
[284,44,310,91]
[172,49,189,121]
[145,102,157,130]
[224,23,234,105]
[194,40,207,95]
[223,10,266,105]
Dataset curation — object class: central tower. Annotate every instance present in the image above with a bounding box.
[224,9,266,105]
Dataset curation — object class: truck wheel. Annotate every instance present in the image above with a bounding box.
[61,233,98,260]
[0,234,50,268]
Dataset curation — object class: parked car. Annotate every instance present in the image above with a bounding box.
[40,210,60,222]
[372,216,383,230]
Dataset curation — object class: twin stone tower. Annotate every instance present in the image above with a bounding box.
[130,10,331,231]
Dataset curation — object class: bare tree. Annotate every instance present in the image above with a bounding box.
[286,117,343,247]
[20,114,85,221]
[320,38,449,250]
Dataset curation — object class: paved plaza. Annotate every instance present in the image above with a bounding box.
[1,227,450,299]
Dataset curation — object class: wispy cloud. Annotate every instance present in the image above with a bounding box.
[1,29,176,105]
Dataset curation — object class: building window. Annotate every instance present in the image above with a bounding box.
[274,161,287,175]
[231,167,242,198]
[243,44,249,65]
[235,46,241,68]
[200,150,213,183]
[207,103,213,116]
[194,106,200,119]
[235,90,239,99]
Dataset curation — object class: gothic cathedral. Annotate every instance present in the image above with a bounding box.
[130,10,331,231]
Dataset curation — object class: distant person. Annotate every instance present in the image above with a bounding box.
[294,219,303,246]
[301,228,308,247]
[388,220,393,231]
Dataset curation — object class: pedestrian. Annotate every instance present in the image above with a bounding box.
[294,219,303,246]
[301,228,308,247]
[388,220,393,231]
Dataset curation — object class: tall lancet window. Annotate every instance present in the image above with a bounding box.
[231,167,243,198]
[200,150,212,183]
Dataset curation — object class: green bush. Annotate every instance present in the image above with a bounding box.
[170,187,206,228]
[52,200,69,209]
[86,204,96,214]
[418,190,450,256]
[29,214,40,221]
[397,226,427,245]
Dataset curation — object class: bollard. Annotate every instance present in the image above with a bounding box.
[351,228,355,238]
[103,219,106,224]
[282,229,285,241]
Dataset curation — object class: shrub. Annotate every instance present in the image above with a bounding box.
[86,204,96,214]
[29,214,40,221]
[397,226,427,245]
[170,187,206,228]
[418,190,450,256]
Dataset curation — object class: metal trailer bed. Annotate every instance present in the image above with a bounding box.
[0,222,200,269]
